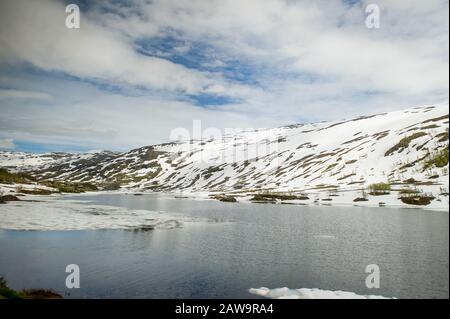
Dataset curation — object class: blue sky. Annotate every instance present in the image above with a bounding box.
[0,0,448,153]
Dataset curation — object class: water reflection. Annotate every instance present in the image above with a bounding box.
[0,194,448,299]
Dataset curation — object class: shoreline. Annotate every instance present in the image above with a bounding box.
[1,181,449,213]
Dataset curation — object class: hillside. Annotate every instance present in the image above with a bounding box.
[1,103,448,208]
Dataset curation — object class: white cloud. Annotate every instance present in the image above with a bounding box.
[0,0,448,151]
[0,89,52,101]
[0,76,277,150]
[0,0,255,98]
[93,0,447,94]
[0,138,15,150]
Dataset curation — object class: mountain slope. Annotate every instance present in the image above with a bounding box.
[1,104,448,198]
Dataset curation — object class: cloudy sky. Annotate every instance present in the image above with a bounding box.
[0,0,448,152]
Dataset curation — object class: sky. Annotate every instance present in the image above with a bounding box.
[0,0,448,153]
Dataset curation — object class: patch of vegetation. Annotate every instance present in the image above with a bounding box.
[404,178,417,184]
[202,166,224,180]
[421,114,449,124]
[0,277,62,299]
[385,132,427,156]
[423,146,449,170]
[251,193,309,202]
[368,183,391,196]
[0,168,35,184]
[342,135,366,145]
[436,129,449,142]
[101,181,122,191]
[399,194,435,206]
[337,173,356,181]
[439,187,449,196]
[421,124,440,130]
[19,189,54,195]
[42,181,99,193]
[398,187,421,195]
[372,130,390,141]
[323,163,339,172]
[399,153,429,170]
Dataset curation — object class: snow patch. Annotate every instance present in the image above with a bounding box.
[0,199,206,231]
[249,287,395,299]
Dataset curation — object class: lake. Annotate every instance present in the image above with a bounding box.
[0,193,448,298]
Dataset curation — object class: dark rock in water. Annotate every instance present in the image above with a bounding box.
[0,195,21,203]
[130,225,155,232]
[211,195,238,203]
[353,197,369,202]
[219,196,237,203]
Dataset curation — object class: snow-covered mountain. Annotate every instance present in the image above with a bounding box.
[1,104,448,198]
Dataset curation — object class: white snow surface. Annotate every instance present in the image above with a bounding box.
[0,197,207,231]
[249,287,395,299]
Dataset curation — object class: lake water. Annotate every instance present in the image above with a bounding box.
[0,193,448,298]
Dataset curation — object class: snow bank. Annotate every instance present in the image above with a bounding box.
[249,287,395,299]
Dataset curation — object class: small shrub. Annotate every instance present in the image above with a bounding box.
[424,146,449,170]
[0,277,21,299]
[368,183,391,195]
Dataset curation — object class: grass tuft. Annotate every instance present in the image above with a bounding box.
[368,183,391,196]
